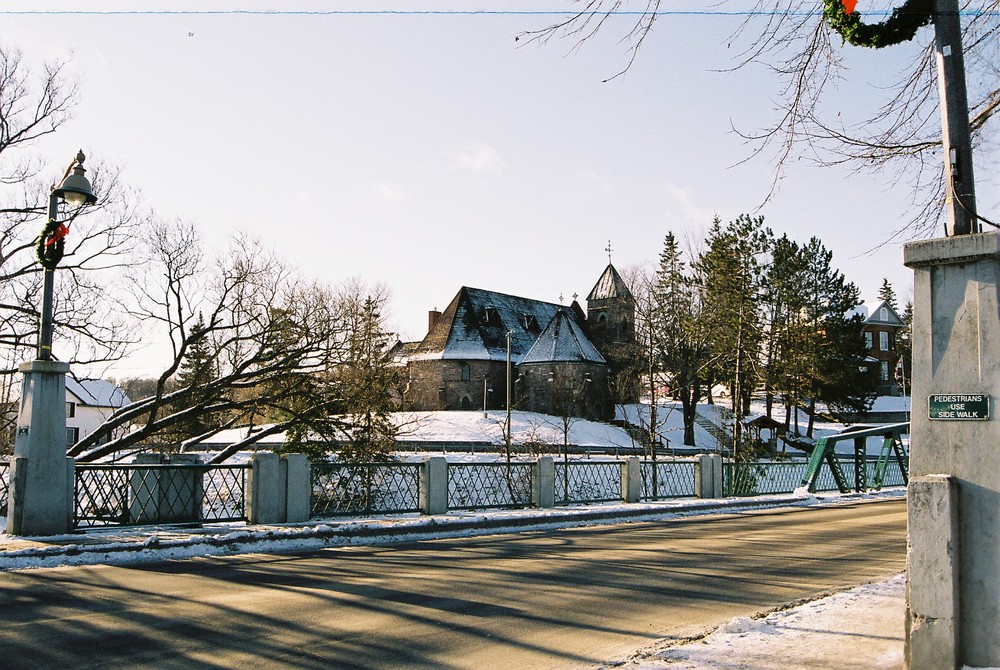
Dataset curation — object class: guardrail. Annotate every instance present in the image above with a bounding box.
[75,463,248,527]
[311,462,421,516]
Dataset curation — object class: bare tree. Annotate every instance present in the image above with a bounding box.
[520,1,999,235]
[0,45,143,442]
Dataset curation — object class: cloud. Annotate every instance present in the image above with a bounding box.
[452,143,506,175]
[665,183,714,225]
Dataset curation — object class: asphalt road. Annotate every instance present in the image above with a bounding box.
[0,499,906,670]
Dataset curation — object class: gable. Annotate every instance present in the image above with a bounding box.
[411,287,595,363]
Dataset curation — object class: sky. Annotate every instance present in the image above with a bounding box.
[2,1,997,376]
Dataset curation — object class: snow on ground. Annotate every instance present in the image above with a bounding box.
[616,402,716,449]
[394,410,641,450]
[600,574,907,670]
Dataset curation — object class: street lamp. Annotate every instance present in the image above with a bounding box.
[8,150,98,537]
[37,150,98,360]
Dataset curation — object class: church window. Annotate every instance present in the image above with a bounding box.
[461,363,471,381]
[597,314,607,327]
[461,395,472,410]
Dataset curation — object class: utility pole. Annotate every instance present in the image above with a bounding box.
[934,0,977,235]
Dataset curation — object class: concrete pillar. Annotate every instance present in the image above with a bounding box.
[621,456,641,503]
[420,456,448,515]
[283,454,311,523]
[532,456,555,508]
[904,233,1000,667]
[695,455,713,499]
[161,453,203,524]
[248,452,285,524]
[129,452,164,524]
[7,360,73,535]
[906,475,960,670]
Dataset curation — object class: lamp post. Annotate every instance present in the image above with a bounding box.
[8,150,98,536]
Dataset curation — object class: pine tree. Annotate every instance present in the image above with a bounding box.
[651,232,709,447]
[896,301,913,396]
[878,278,899,312]
[173,313,219,441]
[694,214,771,452]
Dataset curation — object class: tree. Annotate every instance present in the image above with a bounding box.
[878,278,899,312]
[171,313,219,442]
[695,215,771,449]
[650,232,710,447]
[0,45,143,443]
[896,300,914,395]
[761,234,808,420]
[520,1,999,235]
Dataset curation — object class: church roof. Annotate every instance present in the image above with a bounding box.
[519,309,607,365]
[411,287,591,363]
[587,263,633,302]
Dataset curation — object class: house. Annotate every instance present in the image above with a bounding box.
[64,378,131,447]
[849,300,905,396]
[399,263,637,421]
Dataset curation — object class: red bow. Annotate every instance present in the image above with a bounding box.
[44,223,70,247]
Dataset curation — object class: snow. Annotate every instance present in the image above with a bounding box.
[603,575,907,670]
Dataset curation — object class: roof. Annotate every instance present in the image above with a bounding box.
[520,309,607,365]
[586,263,633,302]
[411,287,593,364]
[847,300,904,327]
[65,378,130,408]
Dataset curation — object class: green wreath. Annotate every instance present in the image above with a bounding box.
[823,0,934,48]
[36,218,67,270]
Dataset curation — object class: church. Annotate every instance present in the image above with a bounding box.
[397,263,637,421]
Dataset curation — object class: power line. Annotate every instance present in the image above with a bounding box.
[0,8,996,17]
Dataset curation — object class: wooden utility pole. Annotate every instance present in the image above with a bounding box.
[934,0,978,235]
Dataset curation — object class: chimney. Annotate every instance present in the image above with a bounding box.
[428,309,442,333]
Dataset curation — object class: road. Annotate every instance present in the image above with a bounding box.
[0,499,906,669]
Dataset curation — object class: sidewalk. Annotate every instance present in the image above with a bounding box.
[0,489,908,669]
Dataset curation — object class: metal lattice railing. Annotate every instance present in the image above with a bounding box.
[448,462,532,510]
[555,461,621,504]
[0,460,9,517]
[75,464,248,527]
[311,462,421,517]
[722,458,909,497]
[640,460,696,500]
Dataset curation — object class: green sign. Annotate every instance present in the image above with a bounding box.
[928,394,990,420]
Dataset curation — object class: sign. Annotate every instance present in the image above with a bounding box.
[928,394,990,420]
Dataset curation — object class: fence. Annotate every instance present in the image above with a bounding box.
[0,460,8,517]
[311,462,421,516]
[74,463,248,527]
[723,457,910,497]
[1,452,907,531]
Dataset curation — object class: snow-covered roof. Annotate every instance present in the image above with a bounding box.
[586,263,633,302]
[65,378,130,408]
[520,309,606,365]
[411,286,596,364]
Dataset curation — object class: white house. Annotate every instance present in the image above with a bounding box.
[64,378,130,447]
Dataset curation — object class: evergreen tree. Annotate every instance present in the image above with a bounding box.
[761,235,808,421]
[896,301,913,396]
[878,278,899,312]
[694,215,771,451]
[173,313,220,442]
[651,232,709,447]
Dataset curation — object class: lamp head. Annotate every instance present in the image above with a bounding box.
[53,150,97,207]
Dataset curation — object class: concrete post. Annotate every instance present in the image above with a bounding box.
[621,456,641,503]
[532,456,555,508]
[695,455,713,499]
[906,475,960,670]
[283,454,311,523]
[8,360,73,535]
[904,233,1000,667]
[129,452,164,524]
[248,452,285,524]
[161,453,203,524]
[420,456,448,515]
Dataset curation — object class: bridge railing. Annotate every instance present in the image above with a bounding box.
[800,422,910,493]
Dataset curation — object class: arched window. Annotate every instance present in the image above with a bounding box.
[461,395,472,410]
[596,314,607,328]
[461,363,471,381]
[880,307,888,321]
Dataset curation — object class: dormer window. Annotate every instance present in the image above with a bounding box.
[522,314,539,331]
[880,307,888,321]
[483,307,503,327]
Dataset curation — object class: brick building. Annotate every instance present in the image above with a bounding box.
[851,300,905,396]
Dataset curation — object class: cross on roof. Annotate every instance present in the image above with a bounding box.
[605,240,613,263]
